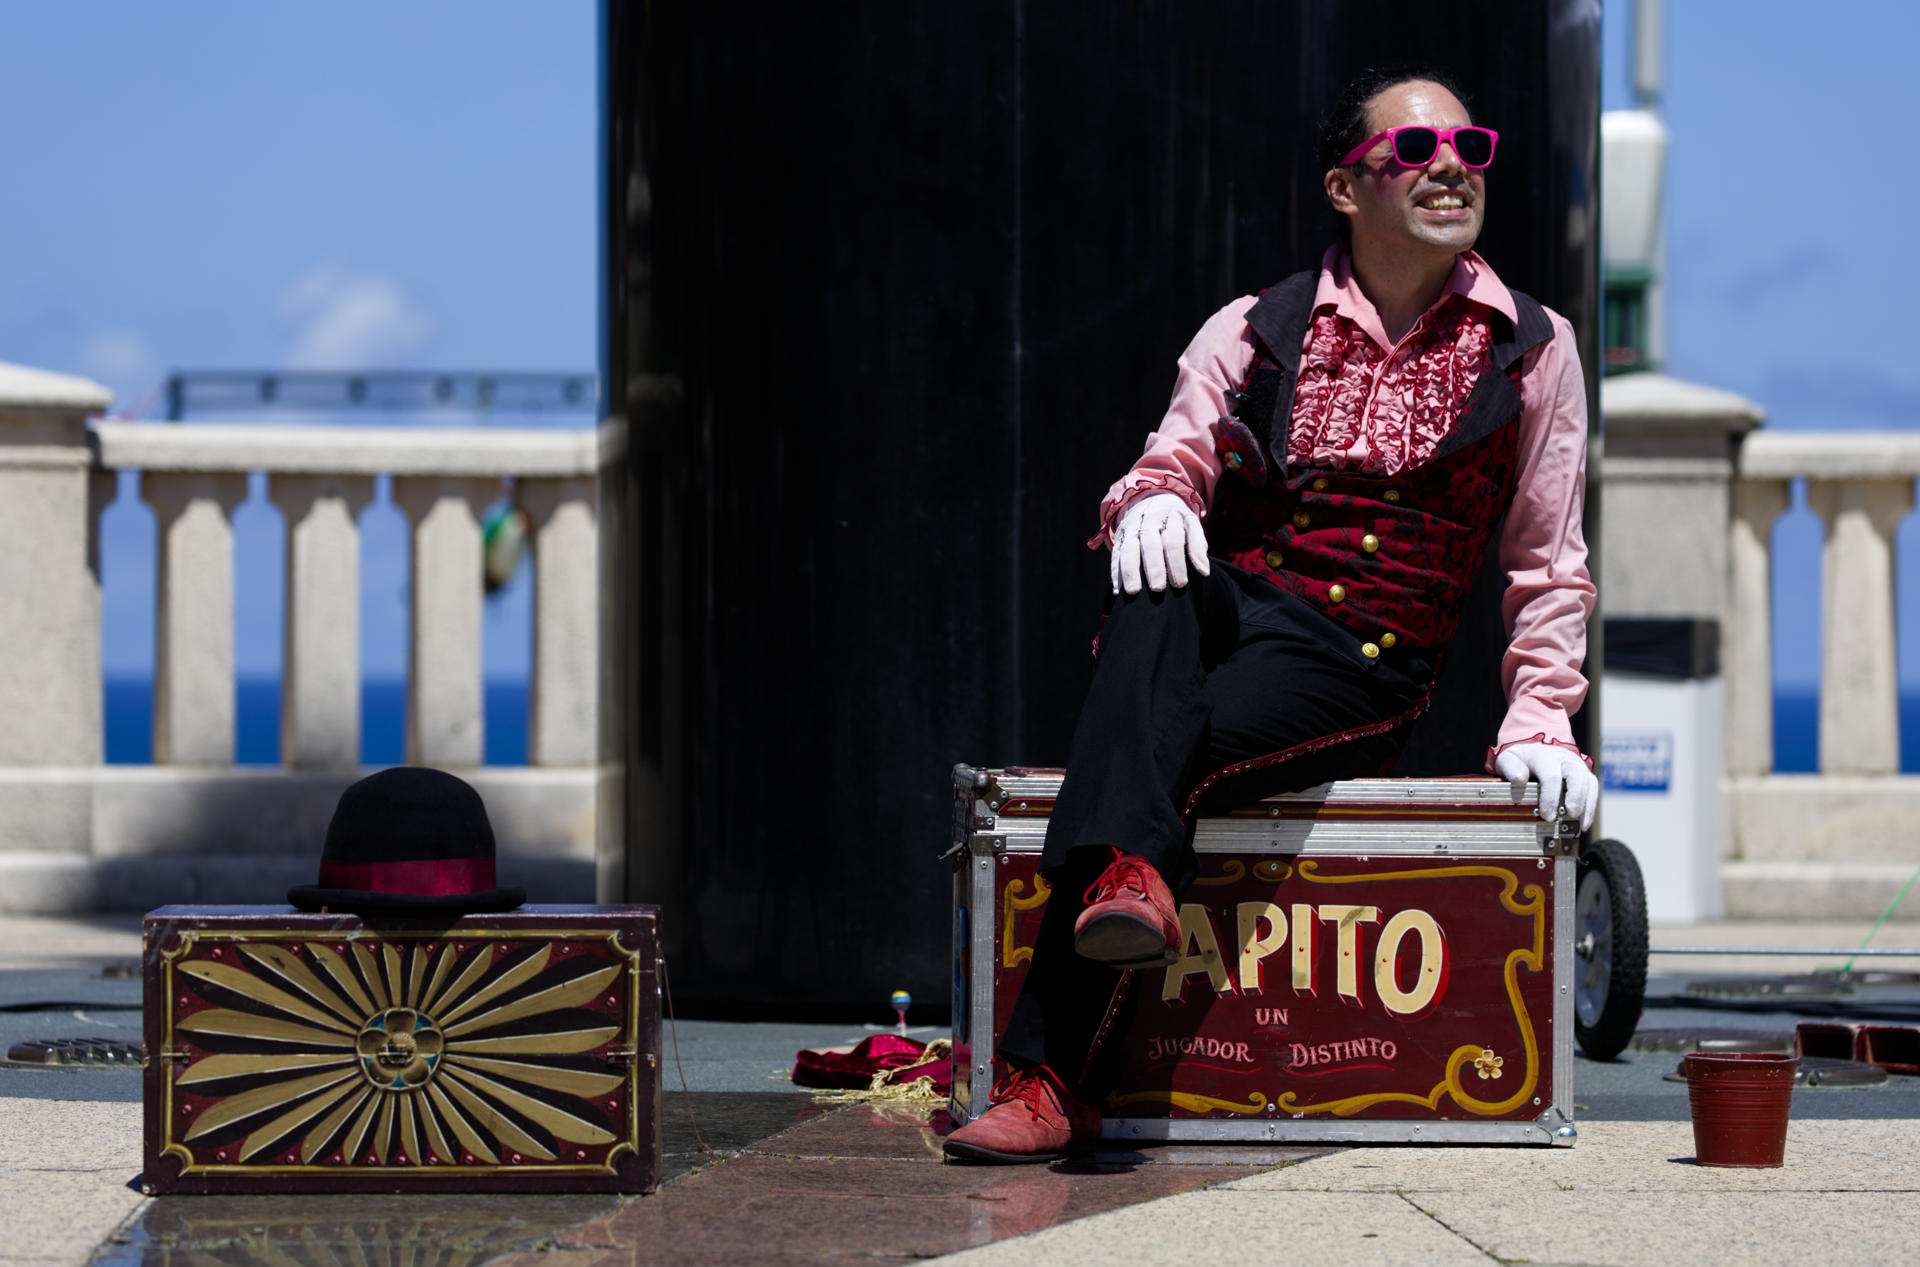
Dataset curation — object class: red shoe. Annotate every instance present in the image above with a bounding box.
[1072,849,1180,968]
[942,1065,1101,1164]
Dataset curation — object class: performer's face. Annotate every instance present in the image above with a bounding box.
[1328,80,1485,263]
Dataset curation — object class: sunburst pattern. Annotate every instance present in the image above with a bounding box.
[161,933,636,1173]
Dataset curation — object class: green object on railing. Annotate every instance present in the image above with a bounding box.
[481,501,530,594]
[1841,863,1920,975]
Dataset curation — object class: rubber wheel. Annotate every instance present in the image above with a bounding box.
[1573,837,1649,1061]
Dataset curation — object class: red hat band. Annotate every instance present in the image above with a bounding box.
[315,857,497,899]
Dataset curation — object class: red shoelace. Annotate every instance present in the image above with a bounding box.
[1083,848,1158,905]
[988,1065,1067,1120]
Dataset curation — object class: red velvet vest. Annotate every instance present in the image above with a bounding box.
[1208,270,1555,653]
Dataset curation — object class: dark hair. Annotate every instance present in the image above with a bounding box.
[1316,68,1473,241]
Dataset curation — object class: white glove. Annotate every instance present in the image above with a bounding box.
[1494,742,1597,832]
[1110,492,1211,595]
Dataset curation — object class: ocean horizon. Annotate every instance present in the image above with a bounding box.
[100,679,1920,773]
[106,677,531,767]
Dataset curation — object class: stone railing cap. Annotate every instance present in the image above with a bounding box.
[91,420,598,478]
[1601,371,1765,430]
[1740,430,1920,480]
[0,362,113,415]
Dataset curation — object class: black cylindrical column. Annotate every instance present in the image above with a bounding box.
[601,1,1600,1011]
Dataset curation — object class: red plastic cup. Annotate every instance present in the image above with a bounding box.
[1685,1052,1796,1167]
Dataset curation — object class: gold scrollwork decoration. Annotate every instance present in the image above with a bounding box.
[1106,1088,1269,1115]
[1271,862,1544,1119]
[1190,861,1248,887]
[1252,859,1293,883]
[1000,876,1053,968]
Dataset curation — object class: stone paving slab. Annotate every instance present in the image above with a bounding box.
[930,1119,1920,1266]
[1230,1117,1920,1192]
[1422,1190,1920,1267]
[1650,918,1920,978]
[0,1098,145,1267]
[0,916,141,970]
[930,1189,1490,1266]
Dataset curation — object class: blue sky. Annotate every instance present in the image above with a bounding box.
[0,2,595,683]
[1600,0,1920,693]
[2,1,1913,701]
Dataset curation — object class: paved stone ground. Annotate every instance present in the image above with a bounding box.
[935,1119,1920,1266]
[6,914,1920,1265]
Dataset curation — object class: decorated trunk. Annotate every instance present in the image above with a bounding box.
[949,767,1578,1145]
[141,905,660,1194]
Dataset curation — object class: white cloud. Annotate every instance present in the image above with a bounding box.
[79,331,157,386]
[276,263,436,369]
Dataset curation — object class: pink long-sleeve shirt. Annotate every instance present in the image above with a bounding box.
[1094,246,1596,755]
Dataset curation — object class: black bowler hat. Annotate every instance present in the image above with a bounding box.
[287,767,526,915]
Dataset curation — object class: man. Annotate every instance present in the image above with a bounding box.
[943,69,1599,1164]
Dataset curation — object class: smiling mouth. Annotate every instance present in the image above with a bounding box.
[1416,192,1469,211]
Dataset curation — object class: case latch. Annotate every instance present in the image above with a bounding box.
[1543,817,1581,856]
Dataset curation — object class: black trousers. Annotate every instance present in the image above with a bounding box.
[997,562,1436,1092]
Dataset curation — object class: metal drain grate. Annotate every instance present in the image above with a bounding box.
[1630,1028,1794,1054]
[1662,1055,1889,1087]
[1683,975,1856,1002]
[6,1037,144,1066]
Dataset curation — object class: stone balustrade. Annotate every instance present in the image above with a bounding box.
[0,362,603,913]
[1719,431,1920,918]
[7,353,1917,921]
[1730,433,1918,777]
[91,422,601,771]
[1602,373,1920,920]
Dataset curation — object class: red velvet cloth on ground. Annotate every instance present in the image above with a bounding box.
[791,1034,950,1094]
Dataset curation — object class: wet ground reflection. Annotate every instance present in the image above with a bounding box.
[99,1094,1329,1266]
[98,1092,829,1266]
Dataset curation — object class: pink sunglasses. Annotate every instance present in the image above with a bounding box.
[1340,125,1498,170]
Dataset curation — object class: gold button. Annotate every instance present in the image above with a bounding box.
[1384,489,1402,504]
[1293,511,1311,530]
[1380,632,1397,649]
[1328,584,1346,604]
[1361,642,1380,659]
[1361,533,1380,553]
[1312,477,1329,492]
[1264,547,1285,569]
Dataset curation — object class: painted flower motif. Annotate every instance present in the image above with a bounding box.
[1474,1048,1504,1080]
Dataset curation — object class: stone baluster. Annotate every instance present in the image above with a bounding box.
[273,473,375,769]
[1724,479,1789,777]
[521,476,599,767]
[143,472,248,764]
[1807,478,1912,775]
[393,476,491,767]
[0,364,111,767]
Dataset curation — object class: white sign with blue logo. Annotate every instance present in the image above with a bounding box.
[1602,731,1672,792]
